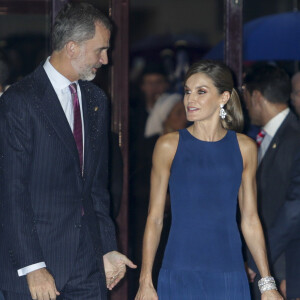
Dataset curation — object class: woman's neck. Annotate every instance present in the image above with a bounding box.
[190,121,227,142]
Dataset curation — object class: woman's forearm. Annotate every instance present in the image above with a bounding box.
[139,216,164,286]
[241,215,270,277]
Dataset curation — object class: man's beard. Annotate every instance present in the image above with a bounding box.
[71,49,101,81]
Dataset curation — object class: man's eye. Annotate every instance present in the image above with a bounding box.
[198,90,206,94]
[184,90,191,94]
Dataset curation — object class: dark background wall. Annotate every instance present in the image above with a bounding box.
[0,0,298,84]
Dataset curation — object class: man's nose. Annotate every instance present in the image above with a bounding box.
[100,52,108,65]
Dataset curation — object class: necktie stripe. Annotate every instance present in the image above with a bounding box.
[256,129,266,148]
[69,83,83,171]
[69,83,84,215]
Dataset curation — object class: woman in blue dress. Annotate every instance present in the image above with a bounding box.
[135,60,283,300]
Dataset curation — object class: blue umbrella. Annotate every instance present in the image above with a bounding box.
[204,11,300,61]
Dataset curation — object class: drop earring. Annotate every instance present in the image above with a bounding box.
[219,104,227,119]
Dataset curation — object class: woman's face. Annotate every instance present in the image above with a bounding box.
[183,73,226,123]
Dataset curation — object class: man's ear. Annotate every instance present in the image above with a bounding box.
[252,90,263,106]
[65,41,79,59]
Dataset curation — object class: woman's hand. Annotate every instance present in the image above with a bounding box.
[261,289,284,300]
[135,282,158,300]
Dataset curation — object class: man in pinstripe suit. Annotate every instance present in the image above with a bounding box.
[0,3,135,300]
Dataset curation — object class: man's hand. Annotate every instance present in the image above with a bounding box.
[103,251,137,290]
[26,268,60,300]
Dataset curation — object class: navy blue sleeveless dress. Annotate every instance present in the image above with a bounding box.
[157,129,251,300]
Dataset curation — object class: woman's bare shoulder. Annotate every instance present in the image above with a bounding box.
[156,131,180,149]
[236,133,257,165]
[236,133,257,152]
[153,132,180,165]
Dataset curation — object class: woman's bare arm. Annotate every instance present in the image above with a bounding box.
[237,134,270,276]
[135,132,179,300]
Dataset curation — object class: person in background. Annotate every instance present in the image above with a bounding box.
[291,72,300,117]
[130,67,170,147]
[136,60,282,300]
[141,69,169,118]
[0,3,135,300]
[130,66,182,204]
[137,96,187,170]
[243,64,300,300]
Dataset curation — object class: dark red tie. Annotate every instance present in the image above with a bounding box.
[69,83,83,171]
[256,129,266,148]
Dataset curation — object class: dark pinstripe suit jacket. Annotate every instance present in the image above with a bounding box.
[0,64,117,294]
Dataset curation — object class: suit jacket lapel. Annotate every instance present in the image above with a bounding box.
[32,65,82,172]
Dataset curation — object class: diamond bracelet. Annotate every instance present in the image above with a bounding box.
[258,276,277,294]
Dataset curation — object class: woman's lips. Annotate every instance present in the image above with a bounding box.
[187,107,199,112]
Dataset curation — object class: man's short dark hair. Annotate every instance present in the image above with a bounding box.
[243,64,291,104]
[52,2,112,51]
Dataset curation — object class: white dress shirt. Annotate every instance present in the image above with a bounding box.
[258,107,290,165]
[17,57,85,277]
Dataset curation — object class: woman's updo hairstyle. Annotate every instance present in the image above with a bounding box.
[184,60,244,132]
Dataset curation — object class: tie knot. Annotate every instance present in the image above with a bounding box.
[69,83,77,95]
[256,129,266,147]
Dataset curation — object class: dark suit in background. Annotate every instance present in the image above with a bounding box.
[243,63,300,299]
[256,113,300,299]
[247,112,300,299]
[253,112,300,298]
[267,149,300,299]
[0,64,116,298]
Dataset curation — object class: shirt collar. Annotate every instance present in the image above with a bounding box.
[43,57,78,93]
[263,107,290,138]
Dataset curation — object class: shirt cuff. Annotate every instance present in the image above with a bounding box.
[17,262,46,277]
